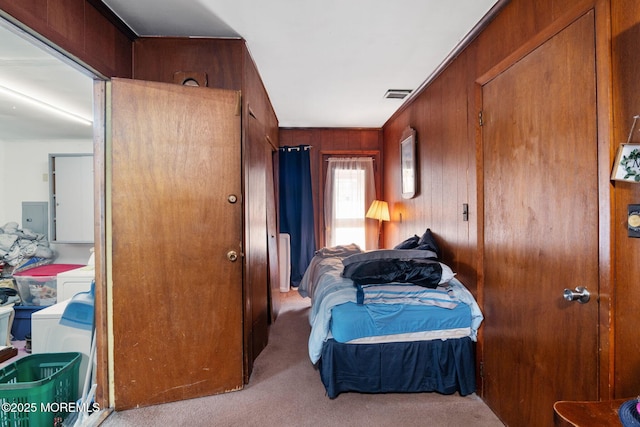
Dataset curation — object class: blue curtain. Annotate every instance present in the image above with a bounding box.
[279,145,316,287]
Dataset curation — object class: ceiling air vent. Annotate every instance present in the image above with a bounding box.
[384,89,412,99]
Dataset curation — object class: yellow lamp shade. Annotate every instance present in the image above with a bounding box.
[366,200,390,222]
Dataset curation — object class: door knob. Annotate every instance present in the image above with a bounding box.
[563,286,590,303]
[227,250,238,262]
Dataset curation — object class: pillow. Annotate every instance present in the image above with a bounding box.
[314,244,362,258]
[416,228,440,258]
[343,258,451,289]
[393,235,420,249]
[439,262,455,284]
[342,249,438,267]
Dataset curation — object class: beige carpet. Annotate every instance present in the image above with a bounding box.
[101,292,504,427]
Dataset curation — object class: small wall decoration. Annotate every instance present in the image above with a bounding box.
[628,204,640,238]
[400,127,417,199]
[173,71,208,87]
[611,144,640,182]
[611,115,640,182]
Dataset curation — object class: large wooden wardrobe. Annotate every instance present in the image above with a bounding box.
[109,38,280,410]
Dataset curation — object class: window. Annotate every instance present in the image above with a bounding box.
[324,157,375,249]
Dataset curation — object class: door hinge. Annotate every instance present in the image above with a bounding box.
[478,111,484,127]
[479,361,484,377]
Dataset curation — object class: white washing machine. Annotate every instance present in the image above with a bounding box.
[31,300,92,398]
[56,265,95,302]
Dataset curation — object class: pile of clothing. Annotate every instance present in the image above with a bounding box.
[0,222,55,274]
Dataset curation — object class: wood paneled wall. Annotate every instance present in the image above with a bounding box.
[381,0,640,399]
[383,52,476,287]
[279,128,383,248]
[132,38,245,91]
[611,0,640,399]
[0,0,133,78]
[243,49,279,139]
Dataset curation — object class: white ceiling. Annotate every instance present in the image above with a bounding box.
[0,0,499,140]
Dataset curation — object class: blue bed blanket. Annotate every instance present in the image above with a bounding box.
[298,253,484,364]
[331,301,473,343]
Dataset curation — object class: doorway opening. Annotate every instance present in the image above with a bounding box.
[0,14,108,408]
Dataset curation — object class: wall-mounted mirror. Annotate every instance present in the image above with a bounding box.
[400,127,417,199]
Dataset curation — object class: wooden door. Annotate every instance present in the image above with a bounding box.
[480,11,599,427]
[110,78,244,409]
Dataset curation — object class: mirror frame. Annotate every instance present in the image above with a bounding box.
[400,127,417,199]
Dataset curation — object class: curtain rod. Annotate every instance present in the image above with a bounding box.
[279,145,312,152]
[325,157,375,162]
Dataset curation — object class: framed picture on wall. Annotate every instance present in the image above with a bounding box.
[611,143,640,182]
[400,127,417,199]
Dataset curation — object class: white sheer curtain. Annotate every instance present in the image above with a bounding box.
[324,157,376,250]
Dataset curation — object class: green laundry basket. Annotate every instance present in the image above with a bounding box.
[0,352,81,426]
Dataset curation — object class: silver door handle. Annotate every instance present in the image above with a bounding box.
[227,251,238,262]
[563,286,590,303]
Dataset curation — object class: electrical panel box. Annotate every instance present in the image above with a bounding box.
[22,201,48,237]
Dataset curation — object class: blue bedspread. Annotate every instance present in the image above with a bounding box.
[298,253,484,364]
[330,301,472,343]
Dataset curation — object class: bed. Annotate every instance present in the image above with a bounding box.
[298,230,483,398]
